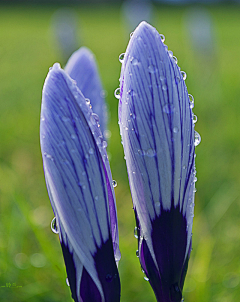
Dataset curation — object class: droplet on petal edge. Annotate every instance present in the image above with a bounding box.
[112,180,117,188]
[114,88,121,99]
[51,217,59,234]
[194,131,201,147]
[119,53,125,63]
[192,114,197,124]
[181,71,187,81]
[160,34,165,42]
[188,94,194,109]
[66,278,70,287]
[134,227,138,239]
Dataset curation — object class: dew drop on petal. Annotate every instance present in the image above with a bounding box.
[114,88,121,99]
[119,53,125,63]
[66,278,70,287]
[134,226,138,239]
[162,85,167,91]
[194,131,201,146]
[102,140,108,148]
[172,56,178,64]
[89,148,94,154]
[85,98,90,105]
[168,50,173,57]
[146,148,156,157]
[181,71,187,80]
[144,276,149,281]
[105,274,113,282]
[192,114,198,123]
[173,127,179,133]
[51,217,59,234]
[71,134,76,140]
[132,58,139,65]
[188,94,194,108]
[160,34,165,42]
[163,104,175,114]
[90,113,100,125]
[136,250,139,257]
[148,65,157,74]
[112,180,117,188]
[176,75,181,84]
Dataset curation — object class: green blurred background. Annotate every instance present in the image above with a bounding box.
[0,1,240,301]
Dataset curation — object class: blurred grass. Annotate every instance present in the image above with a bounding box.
[0,3,240,302]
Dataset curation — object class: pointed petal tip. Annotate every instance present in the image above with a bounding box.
[65,46,95,72]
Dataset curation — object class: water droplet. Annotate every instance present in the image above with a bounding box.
[160,75,165,81]
[130,32,134,38]
[155,201,160,208]
[137,149,144,156]
[146,148,155,157]
[112,180,117,188]
[114,88,121,99]
[168,50,173,57]
[188,94,194,108]
[181,71,187,80]
[176,75,181,83]
[132,58,139,65]
[51,217,59,234]
[102,141,108,148]
[194,176,197,182]
[66,278,70,287]
[71,134,76,140]
[95,196,99,201]
[144,276,149,281]
[160,34,165,42]
[170,283,182,302]
[97,136,103,145]
[62,116,70,122]
[41,116,45,121]
[89,148,94,154]
[183,165,186,170]
[119,53,125,63]
[173,127,179,133]
[163,104,175,114]
[136,250,139,257]
[105,274,113,282]
[192,114,197,123]
[130,112,136,119]
[86,98,90,105]
[90,113,100,125]
[162,85,167,91]
[194,131,201,146]
[148,65,157,74]
[134,226,138,239]
[172,56,178,64]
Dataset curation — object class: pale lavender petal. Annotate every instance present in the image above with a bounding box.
[119,21,196,301]
[65,47,107,134]
[40,64,120,301]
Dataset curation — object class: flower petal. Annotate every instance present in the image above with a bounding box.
[65,47,107,134]
[40,64,120,302]
[119,21,195,301]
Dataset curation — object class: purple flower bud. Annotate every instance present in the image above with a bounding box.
[118,21,199,302]
[40,63,120,302]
